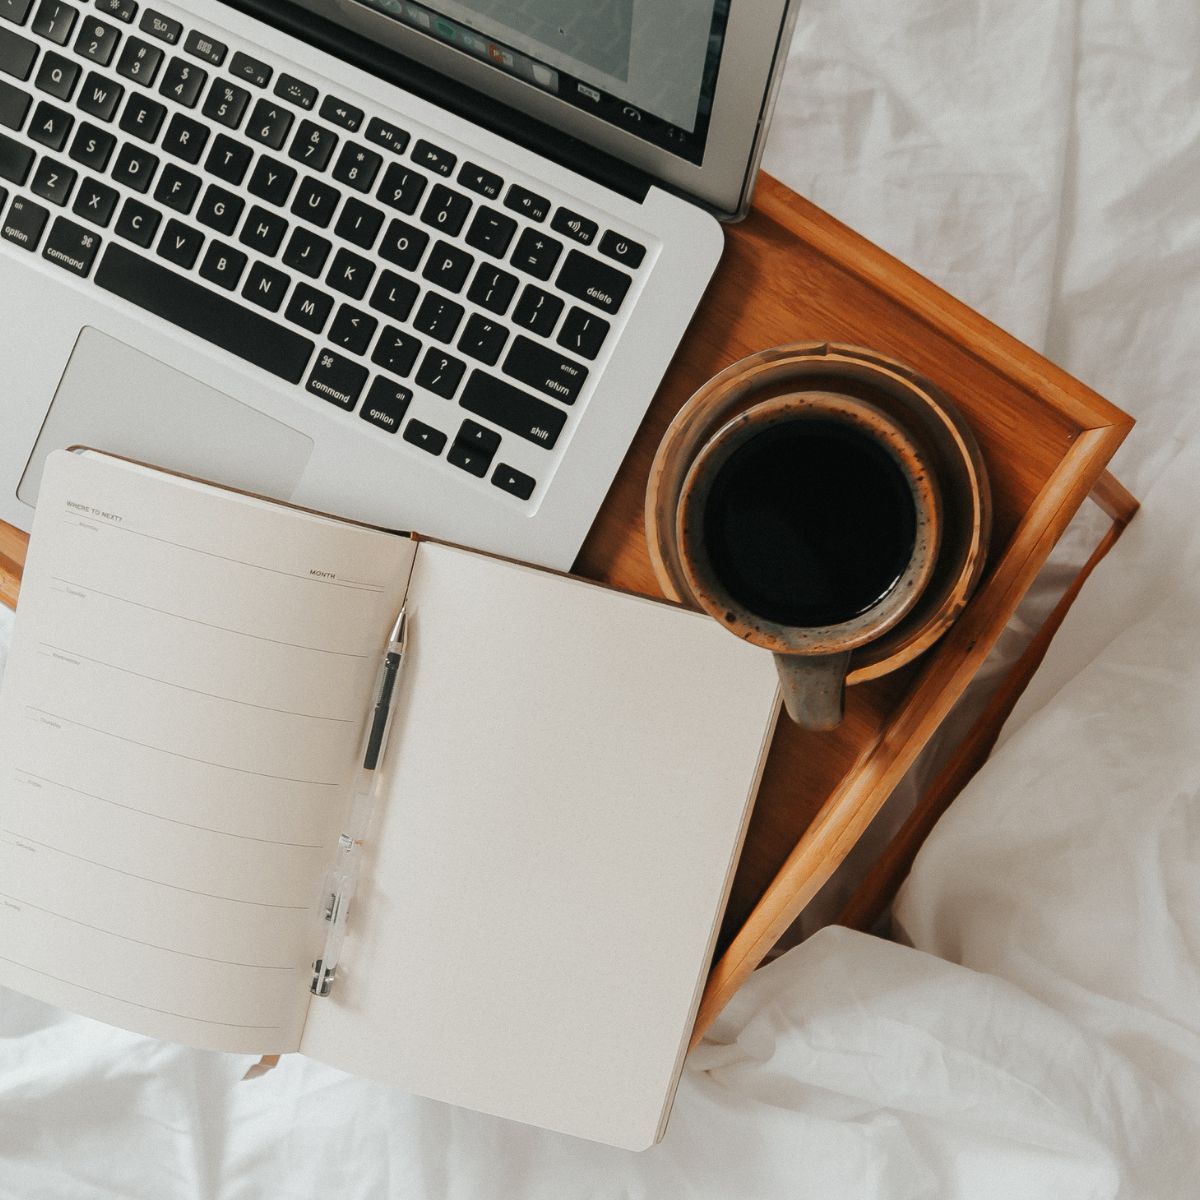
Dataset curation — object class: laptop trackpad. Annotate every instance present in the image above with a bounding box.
[18,327,313,507]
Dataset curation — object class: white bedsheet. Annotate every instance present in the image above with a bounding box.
[3,0,1199,1194]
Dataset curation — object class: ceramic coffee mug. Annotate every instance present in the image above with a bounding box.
[677,392,942,729]
[646,343,991,731]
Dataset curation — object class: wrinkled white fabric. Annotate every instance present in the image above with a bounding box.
[2,0,1199,1194]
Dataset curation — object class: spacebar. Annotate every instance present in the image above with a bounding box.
[94,245,315,385]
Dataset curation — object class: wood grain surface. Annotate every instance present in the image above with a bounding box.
[0,173,1136,1040]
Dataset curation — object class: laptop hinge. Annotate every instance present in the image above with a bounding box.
[217,0,654,206]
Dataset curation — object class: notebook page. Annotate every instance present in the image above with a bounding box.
[0,452,413,1054]
[301,541,779,1149]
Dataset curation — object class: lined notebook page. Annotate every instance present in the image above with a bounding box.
[300,541,780,1149]
[0,452,413,1053]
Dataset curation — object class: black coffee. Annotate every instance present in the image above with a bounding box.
[702,420,917,627]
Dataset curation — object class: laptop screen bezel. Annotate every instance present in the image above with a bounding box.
[280,0,799,220]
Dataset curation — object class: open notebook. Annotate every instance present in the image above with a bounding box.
[0,449,779,1150]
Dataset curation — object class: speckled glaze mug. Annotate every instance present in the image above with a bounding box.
[676,391,944,730]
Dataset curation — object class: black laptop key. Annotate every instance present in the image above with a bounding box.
[306,348,365,410]
[28,99,70,148]
[415,347,464,399]
[239,203,287,256]
[327,246,374,300]
[511,284,562,336]
[360,377,410,433]
[119,90,164,142]
[504,184,549,223]
[197,238,245,289]
[420,182,469,237]
[503,334,586,403]
[274,72,315,109]
[321,94,361,132]
[31,155,74,203]
[0,0,34,24]
[557,305,609,361]
[95,0,135,24]
[246,96,291,148]
[291,173,337,226]
[457,313,508,367]
[368,270,417,323]
[0,24,35,77]
[411,138,454,177]
[104,246,332,381]
[78,75,125,130]
[459,161,501,200]
[0,77,29,127]
[42,212,99,272]
[412,291,462,343]
[334,195,383,249]
[377,161,425,214]
[281,224,330,277]
[509,227,561,281]
[247,154,295,205]
[110,140,155,190]
[598,229,646,269]
[370,323,420,376]
[551,207,597,246]
[196,182,242,234]
[556,249,631,315]
[378,216,426,271]
[228,49,269,88]
[456,418,501,455]
[75,18,119,66]
[289,118,336,171]
[460,370,566,450]
[364,115,406,153]
[447,439,492,478]
[403,418,445,454]
[160,110,210,164]
[31,0,75,45]
[156,215,202,268]
[465,205,516,257]
[138,8,177,43]
[331,141,380,193]
[183,29,225,67]
[204,131,250,183]
[2,193,47,247]
[422,239,472,293]
[201,78,248,129]
[467,264,518,316]
[158,57,204,107]
[242,259,288,312]
[492,463,535,501]
[161,111,208,162]
[35,50,77,99]
[71,174,116,225]
[153,162,199,213]
[328,302,375,354]
[284,281,332,333]
[112,194,155,244]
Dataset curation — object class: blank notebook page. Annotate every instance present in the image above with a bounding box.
[300,541,780,1149]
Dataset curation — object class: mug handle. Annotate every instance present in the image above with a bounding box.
[774,651,851,731]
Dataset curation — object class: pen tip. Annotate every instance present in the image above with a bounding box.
[391,607,407,646]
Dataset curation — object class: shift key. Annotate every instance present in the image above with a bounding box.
[460,370,566,449]
[0,128,34,183]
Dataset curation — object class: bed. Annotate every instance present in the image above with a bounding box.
[2,0,1198,1194]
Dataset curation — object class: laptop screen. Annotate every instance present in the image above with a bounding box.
[349,0,729,165]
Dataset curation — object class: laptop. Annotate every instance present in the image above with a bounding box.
[0,0,799,569]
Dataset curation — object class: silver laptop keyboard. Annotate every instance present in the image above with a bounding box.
[0,0,649,504]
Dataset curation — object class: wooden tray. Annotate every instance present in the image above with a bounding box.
[0,173,1136,1043]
